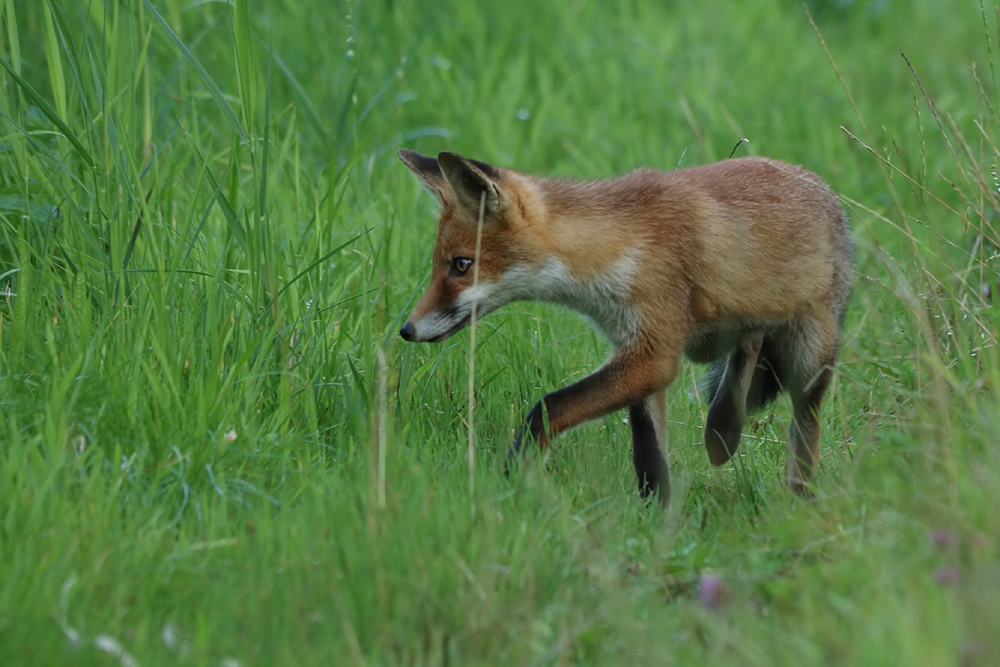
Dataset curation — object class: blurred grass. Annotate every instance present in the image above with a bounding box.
[0,0,998,664]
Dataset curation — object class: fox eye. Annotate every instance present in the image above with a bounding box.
[452,257,473,275]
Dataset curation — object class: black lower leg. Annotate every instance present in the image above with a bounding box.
[629,402,669,503]
[504,400,546,476]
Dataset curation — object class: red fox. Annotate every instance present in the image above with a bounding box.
[397,149,853,503]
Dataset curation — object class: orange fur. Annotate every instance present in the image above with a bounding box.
[398,150,853,503]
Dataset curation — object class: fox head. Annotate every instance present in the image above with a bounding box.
[397,150,542,343]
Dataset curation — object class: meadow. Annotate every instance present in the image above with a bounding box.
[1,0,998,663]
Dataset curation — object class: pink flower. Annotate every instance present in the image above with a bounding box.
[698,574,728,611]
[930,529,957,549]
[933,566,959,586]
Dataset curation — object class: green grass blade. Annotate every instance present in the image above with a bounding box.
[41,2,67,119]
[333,75,357,152]
[204,162,247,254]
[232,0,255,139]
[275,229,369,301]
[3,0,21,75]
[259,32,271,222]
[266,45,329,150]
[10,239,28,366]
[142,0,248,144]
[44,0,102,172]
[183,127,247,255]
[0,56,94,168]
[252,228,369,326]
[180,168,228,267]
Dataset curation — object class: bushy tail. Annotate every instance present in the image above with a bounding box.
[699,358,727,404]
[699,343,784,413]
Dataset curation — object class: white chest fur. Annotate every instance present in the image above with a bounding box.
[497,253,643,349]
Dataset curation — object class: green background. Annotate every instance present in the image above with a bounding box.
[1,0,998,663]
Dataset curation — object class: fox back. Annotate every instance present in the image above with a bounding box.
[398,150,852,503]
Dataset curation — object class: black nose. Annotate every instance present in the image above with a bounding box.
[400,322,416,341]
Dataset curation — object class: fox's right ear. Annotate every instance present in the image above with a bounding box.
[398,149,448,202]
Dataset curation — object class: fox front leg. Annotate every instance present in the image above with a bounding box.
[505,348,677,503]
[627,389,670,504]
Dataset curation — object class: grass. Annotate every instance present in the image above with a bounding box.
[1,0,998,663]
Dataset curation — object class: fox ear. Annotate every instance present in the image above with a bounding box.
[398,149,448,202]
[437,151,503,216]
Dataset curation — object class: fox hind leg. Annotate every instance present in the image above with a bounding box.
[778,312,839,496]
[704,335,763,465]
[786,358,834,496]
[629,389,670,505]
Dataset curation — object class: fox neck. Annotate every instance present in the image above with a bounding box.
[495,177,650,348]
[503,253,643,348]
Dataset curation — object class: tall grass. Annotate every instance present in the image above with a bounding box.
[0,0,997,663]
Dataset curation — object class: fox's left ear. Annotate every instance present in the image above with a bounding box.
[398,149,449,202]
[437,152,504,216]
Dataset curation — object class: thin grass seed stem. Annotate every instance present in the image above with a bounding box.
[839,127,964,220]
[467,191,486,515]
[979,0,1000,116]
[377,345,387,511]
[803,2,870,143]
[806,4,914,263]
